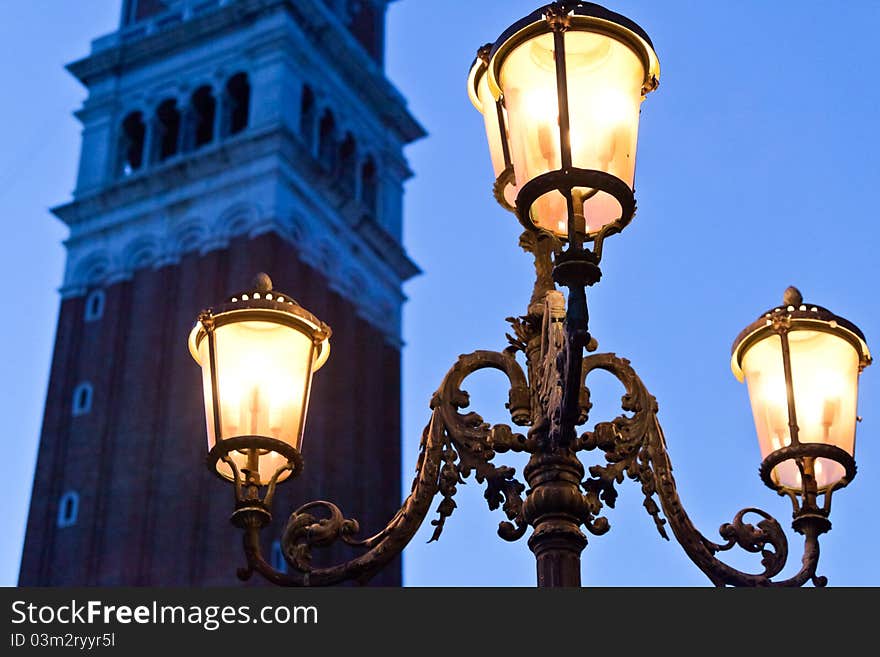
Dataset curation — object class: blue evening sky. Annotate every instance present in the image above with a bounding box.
[2,1,879,586]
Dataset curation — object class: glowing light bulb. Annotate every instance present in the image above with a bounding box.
[522,87,559,168]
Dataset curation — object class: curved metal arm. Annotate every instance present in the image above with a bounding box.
[578,352,828,587]
[646,413,827,587]
[236,349,534,586]
[238,410,445,586]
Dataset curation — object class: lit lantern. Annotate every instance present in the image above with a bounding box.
[483,1,659,242]
[189,273,331,486]
[468,45,517,211]
[732,288,871,496]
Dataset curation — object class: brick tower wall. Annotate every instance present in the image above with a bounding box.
[19,231,402,586]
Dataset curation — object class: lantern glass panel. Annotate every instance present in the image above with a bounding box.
[499,29,646,238]
[741,329,860,490]
[198,319,316,483]
[501,32,561,188]
[476,67,509,180]
[473,64,518,208]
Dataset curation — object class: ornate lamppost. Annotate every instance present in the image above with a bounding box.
[189,1,871,587]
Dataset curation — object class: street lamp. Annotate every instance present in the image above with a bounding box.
[484,1,658,246]
[188,272,331,526]
[190,1,871,587]
[731,287,870,531]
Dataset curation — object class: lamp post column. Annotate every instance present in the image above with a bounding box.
[523,449,589,587]
[522,294,592,589]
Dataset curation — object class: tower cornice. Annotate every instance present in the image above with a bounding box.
[52,124,417,344]
[67,0,424,145]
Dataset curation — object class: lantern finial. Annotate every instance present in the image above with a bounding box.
[253,272,273,293]
[783,286,803,307]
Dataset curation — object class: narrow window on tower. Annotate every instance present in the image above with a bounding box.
[225,72,250,136]
[57,491,79,528]
[189,85,216,149]
[271,540,288,573]
[117,111,146,177]
[155,99,181,161]
[360,156,378,216]
[318,109,336,170]
[84,289,106,322]
[299,85,317,151]
[338,133,357,195]
[72,382,93,417]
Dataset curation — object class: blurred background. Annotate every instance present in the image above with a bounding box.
[2,0,878,586]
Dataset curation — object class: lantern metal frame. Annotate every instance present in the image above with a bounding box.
[469,45,517,213]
[486,1,659,256]
[189,274,330,528]
[730,287,871,534]
[197,2,871,588]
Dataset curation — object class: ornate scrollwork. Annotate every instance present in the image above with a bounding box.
[426,349,532,543]
[518,230,560,317]
[646,410,827,587]
[577,354,667,539]
[281,501,361,572]
[577,352,827,587]
[232,312,830,587]
[236,345,535,586]
[713,508,787,577]
[227,220,832,588]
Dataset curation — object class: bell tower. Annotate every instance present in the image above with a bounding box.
[19,0,422,585]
